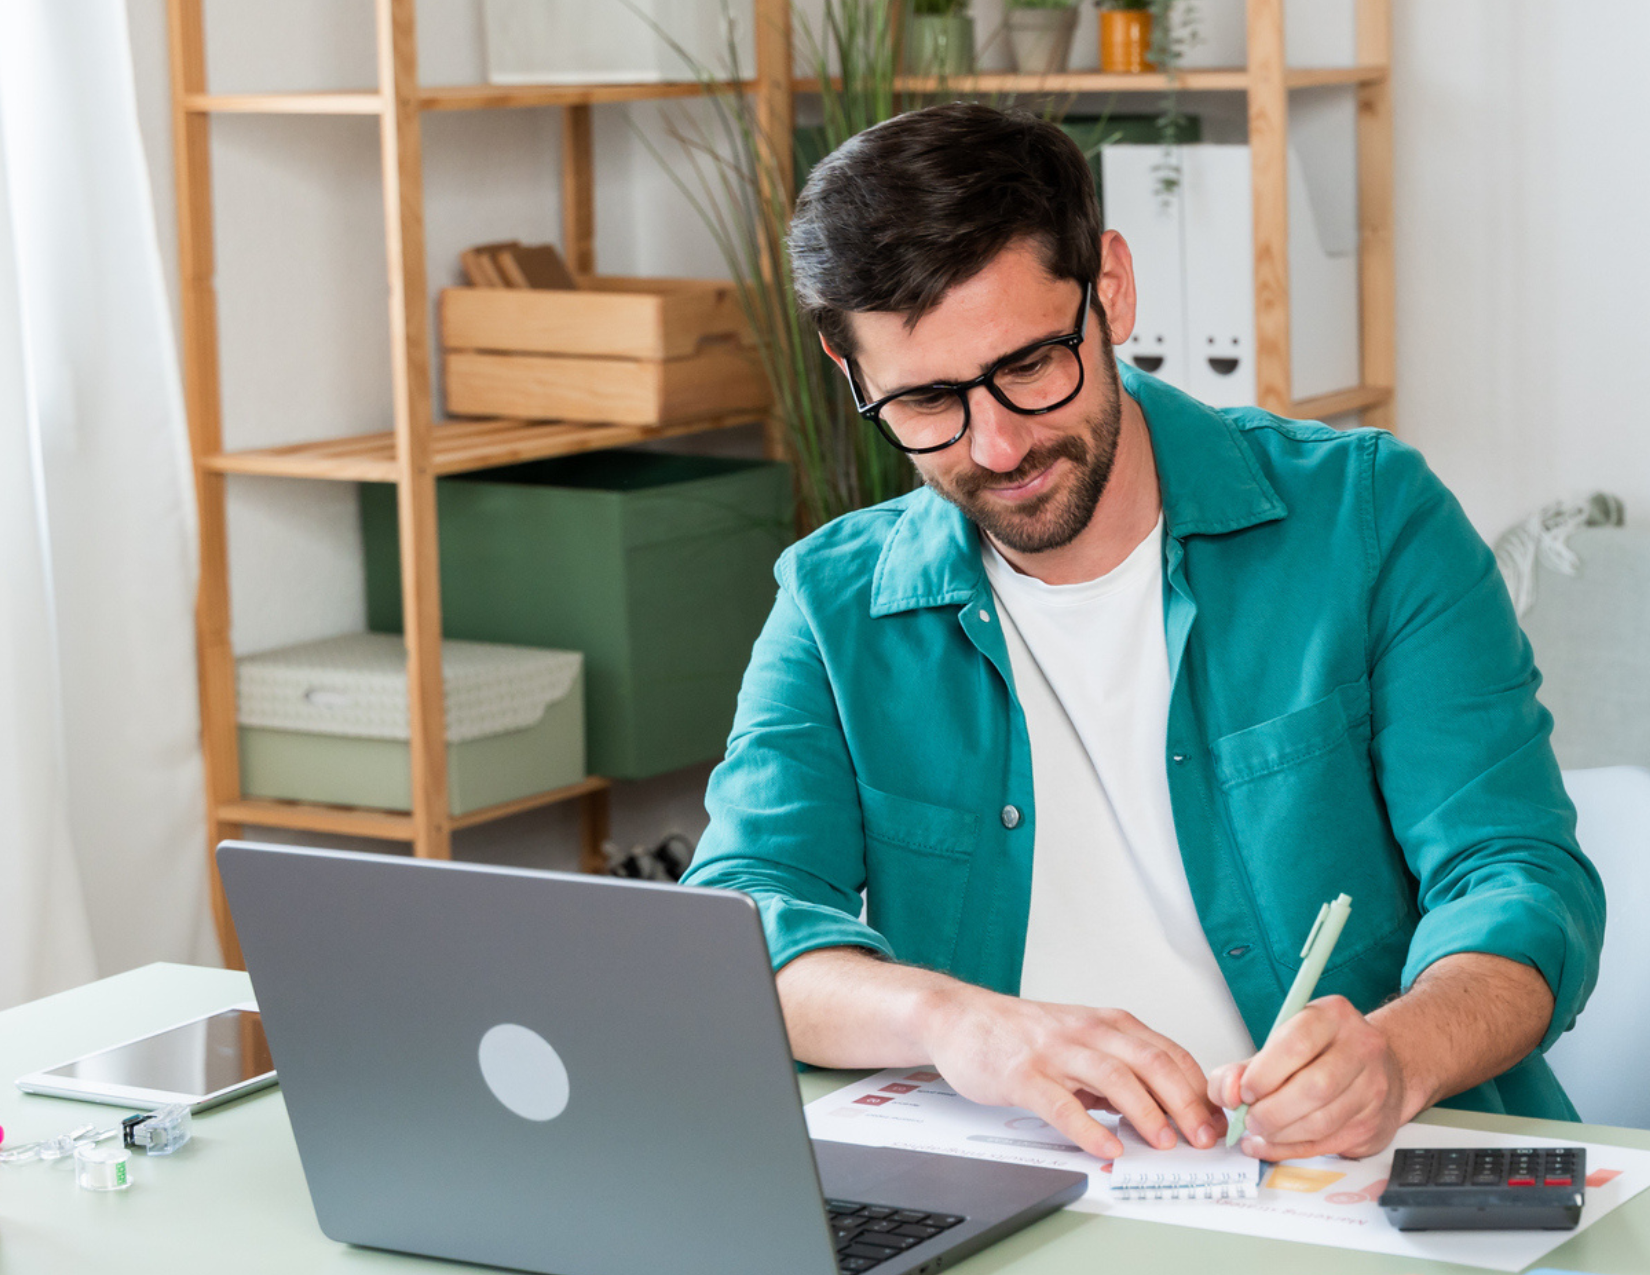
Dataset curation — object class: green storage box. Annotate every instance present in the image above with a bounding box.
[237,633,585,817]
[361,450,793,779]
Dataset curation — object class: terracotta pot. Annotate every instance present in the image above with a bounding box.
[1006,8,1079,75]
[1098,8,1154,73]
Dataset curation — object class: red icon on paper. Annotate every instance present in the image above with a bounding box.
[854,1094,893,1107]
[906,1070,941,1083]
[880,1083,919,1095]
[1587,1168,1621,1188]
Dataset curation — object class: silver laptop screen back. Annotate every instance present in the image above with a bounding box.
[218,841,837,1275]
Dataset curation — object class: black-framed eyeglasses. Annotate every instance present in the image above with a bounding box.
[846,282,1093,455]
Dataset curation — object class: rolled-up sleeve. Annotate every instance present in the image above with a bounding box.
[682,559,895,970]
[1365,434,1605,1050]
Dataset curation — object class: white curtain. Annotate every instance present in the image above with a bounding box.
[0,0,217,1009]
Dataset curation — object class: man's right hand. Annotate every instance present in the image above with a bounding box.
[775,947,1224,1160]
[922,982,1225,1159]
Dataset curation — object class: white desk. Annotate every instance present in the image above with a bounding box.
[2,964,1647,1273]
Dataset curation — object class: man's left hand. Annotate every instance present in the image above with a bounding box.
[1205,995,1413,1162]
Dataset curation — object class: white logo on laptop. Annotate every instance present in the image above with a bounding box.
[478,1023,570,1121]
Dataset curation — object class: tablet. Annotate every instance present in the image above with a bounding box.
[15,1002,278,1111]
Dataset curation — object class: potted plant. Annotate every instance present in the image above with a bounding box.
[1005,0,1080,74]
[906,0,975,76]
[1097,0,1154,72]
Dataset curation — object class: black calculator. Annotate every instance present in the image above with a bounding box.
[1379,1147,1585,1231]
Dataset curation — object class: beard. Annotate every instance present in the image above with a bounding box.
[920,345,1124,556]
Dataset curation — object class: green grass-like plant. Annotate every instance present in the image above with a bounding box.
[639,1,916,529]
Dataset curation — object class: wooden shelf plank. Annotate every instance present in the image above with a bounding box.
[857,66,1383,97]
[221,776,612,841]
[219,798,415,840]
[1285,65,1387,89]
[185,92,385,115]
[1287,384,1392,421]
[886,69,1253,95]
[419,80,751,110]
[201,411,769,482]
[450,776,613,831]
[183,70,1383,118]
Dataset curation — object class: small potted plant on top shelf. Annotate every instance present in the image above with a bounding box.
[1005,0,1080,75]
[1097,0,1154,72]
[905,0,975,76]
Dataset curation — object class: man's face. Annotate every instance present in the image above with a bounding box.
[842,240,1124,555]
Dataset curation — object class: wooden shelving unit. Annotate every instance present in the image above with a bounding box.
[167,0,1393,967]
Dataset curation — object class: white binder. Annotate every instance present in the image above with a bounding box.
[1100,146,1189,392]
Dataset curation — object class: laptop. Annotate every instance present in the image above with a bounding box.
[217,841,1086,1275]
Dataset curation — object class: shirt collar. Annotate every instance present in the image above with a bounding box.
[869,364,1286,617]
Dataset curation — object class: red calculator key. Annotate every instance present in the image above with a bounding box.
[1544,1177,1572,1187]
[1507,1177,1536,1187]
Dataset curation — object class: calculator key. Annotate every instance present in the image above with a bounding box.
[1507,1177,1536,1187]
[1544,1177,1573,1187]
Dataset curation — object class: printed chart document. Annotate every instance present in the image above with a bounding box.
[805,1068,1650,1271]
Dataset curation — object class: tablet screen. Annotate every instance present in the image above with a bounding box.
[45,1008,272,1098]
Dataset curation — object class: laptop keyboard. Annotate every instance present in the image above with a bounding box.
[826,1198,966,1272]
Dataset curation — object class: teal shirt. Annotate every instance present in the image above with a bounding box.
[685,364,1605,1121]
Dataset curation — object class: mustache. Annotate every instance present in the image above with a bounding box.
[950,434,1090,499]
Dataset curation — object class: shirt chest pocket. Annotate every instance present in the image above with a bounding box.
[857,781,979,975]
[1210,681,1416,975]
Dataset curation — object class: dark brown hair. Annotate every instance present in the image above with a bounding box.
[787,103,1102,360]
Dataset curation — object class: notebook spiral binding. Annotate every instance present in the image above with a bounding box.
[1109,1169,1261,1202]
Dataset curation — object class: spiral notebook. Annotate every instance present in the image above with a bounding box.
[1103,1115,1266,1201]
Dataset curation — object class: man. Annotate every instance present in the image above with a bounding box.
[682,104,1604,1164]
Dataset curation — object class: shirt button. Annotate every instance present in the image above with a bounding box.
[978,609,991,623]
[1000,805,1022,829]
[1171,752,1187,764]
[1226,945,1250,959]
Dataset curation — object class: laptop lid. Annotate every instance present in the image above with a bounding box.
[217,841,839,1275]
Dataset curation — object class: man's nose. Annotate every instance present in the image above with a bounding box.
[965,388,1033,474]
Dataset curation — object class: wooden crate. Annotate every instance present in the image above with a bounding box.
[440,276,772,425]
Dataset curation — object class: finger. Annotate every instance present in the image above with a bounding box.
[1243,1047,1362,1142]
[1103,1032,1224,1149]
[1068,1053,1181,1151]
[1249,1068,1367,1149]
[1023,1076,1124,1160]
[1207,1061,1248,1112]
[1243,1091,1390,1162]
[1239,998,1346,1104]
[1115,1017,1220,1123]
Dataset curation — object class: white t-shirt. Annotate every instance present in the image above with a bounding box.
[983,517,1255,1072]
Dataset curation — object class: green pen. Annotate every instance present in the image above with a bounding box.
[1226,893,1354,1148]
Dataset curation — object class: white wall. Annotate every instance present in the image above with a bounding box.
[1392,0,1650,536]
[122,0,1650,863]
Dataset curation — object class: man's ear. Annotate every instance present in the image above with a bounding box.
[819,331,849,375]
[1096,228,1138,347]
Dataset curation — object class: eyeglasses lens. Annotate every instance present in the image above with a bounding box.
[879,343,1082,450]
